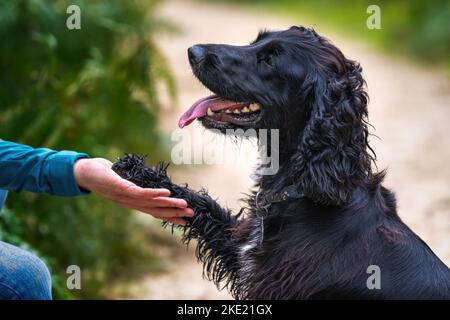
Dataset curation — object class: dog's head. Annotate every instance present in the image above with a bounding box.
[180,26,374,206]
[180,26,308,131]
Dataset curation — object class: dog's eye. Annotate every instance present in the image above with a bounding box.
[258,52,276,67]
[257,45,280,68]
[262,56,273,67]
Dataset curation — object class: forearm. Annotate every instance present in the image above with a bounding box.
[0,140,89,196]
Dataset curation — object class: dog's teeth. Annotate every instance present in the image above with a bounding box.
[233,109,241,114]
[249,103,260,111]
[242,106,250,113]
[207,108,214,116]
[225,109,232,113]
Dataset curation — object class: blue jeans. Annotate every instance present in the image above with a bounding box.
[0,241,52,300]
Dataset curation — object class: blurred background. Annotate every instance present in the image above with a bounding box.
[0,0,448,299]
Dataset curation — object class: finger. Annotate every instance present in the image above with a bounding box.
[142,188,172,198]
[110,182,170,201]
[107,171,140,191]
[102,168,149,193]
[140,207,195,218]
[126,186,172,199]
[106,166,172,199]
[145,197,188,209]
[115,201,194,218]
[163,217,187,225]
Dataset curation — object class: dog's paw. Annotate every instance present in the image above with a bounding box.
[112,154,170,188]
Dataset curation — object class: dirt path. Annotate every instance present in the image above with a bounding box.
[121,0,450,299]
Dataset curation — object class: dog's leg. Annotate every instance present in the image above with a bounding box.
[112,155,242,295]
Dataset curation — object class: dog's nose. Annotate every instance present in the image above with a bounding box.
[188,45,206,65]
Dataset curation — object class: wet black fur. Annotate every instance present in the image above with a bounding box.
[113,26,450,299]
[112,156,242,293]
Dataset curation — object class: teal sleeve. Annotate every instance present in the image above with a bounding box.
[0,140,90,196]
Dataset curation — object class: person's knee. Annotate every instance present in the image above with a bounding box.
[0,242,52,300]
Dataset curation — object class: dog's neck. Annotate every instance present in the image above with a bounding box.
[256,129,301,194]
[255,126,374,207]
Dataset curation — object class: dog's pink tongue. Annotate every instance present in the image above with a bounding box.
[178,95,237,128]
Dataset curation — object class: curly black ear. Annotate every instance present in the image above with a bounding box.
[292,59,373,206]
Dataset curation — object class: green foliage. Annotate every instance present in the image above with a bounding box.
[0,0,174,299]
[213,0,450,71]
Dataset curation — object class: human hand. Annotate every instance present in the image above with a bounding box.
[73,158,194,225]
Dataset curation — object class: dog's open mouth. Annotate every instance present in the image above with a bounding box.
[178,95,262,128]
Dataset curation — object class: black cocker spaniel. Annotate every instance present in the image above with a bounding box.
[113,26,450,299]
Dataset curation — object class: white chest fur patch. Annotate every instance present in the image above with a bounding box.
[238,217,262,285]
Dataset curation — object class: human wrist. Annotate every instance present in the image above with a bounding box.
[73,158,92,192]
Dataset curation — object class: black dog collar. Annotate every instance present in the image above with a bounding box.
[255,184,303,245]
[264,184,303,203]
[255,184,303,215]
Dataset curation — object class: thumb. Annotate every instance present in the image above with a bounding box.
[108,168,171,197]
